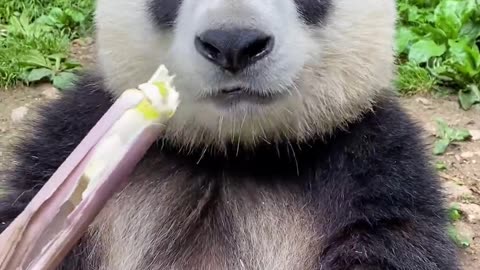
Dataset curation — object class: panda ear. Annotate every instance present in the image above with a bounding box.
[148,0,182,29]
[294,0,332,25]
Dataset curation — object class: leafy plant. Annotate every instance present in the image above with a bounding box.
[433,118,471,155]
[1,0,93,88]
[396,0,480,109]
[448,204,463,222]
[18,50,81,90]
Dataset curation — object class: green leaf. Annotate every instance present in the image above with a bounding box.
[18,50,51,69]
[460,21,480,43]
[435,161,447,171]
[396,27,418,54]
[49,7,65,20]
[436,117,472,141]
[419,24,448,44]
[53,72,76,90]
[447,39,480,77]
[65,9,86,23]
[433,118,472,154]
[459,84,480,110]
[450,128,472,141]
[433,138,450,155]
[408,39,446,63]
[435,118,450,138]
[63,60,82,70]
[434,0,476,38]
[26,68,53,82]
[448,205,463,222]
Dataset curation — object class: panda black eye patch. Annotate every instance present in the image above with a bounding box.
[295,0,332,25]
[148,0,182,28]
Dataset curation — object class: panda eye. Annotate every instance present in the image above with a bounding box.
[294,0,332,25]
[149,0,182,29]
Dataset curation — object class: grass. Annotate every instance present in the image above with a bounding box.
[0,0,479,110]
[0,0,94,89]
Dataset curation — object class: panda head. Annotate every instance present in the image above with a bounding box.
[95,0,397,150]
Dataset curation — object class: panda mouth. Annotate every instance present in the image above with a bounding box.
[207,87,283,107]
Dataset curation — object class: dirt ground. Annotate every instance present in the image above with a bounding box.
[0,41,479,269]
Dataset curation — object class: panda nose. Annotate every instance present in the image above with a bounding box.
[195,29,274,73]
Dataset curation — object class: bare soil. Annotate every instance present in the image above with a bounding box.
[0,41,478,269]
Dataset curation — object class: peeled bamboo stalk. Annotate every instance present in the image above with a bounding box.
[0,65,179,270]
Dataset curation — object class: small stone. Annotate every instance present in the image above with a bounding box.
[415,97,432,106]
[455,155,462,162]
[470,130,480,141]
[41,86,60,100]
[443,181,473,200]
[456,203,480,224]
[11,106,29,124]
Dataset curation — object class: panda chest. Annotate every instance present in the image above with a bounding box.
[93,170,322,270]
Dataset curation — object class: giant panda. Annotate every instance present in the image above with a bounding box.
[0,0,460,269]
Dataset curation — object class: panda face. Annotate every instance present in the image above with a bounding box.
[95,0,397,149]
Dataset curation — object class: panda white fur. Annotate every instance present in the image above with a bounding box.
[0,0,459,269]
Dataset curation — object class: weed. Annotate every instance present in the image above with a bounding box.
[433,118,471,155]
[395,62,437,94]
[434,161,448,171]
[0,0,93,89]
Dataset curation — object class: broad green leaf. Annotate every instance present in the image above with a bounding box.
[434,13,460,39]
[420,24,448,43]
[26,68,53,82]
[49,8,65,20]
[408,39,446,63]
[448,39,480,77]
[396,27,418,54]
[433,117,472,154]
[448,205,463,222]
[53,72,76,90]
[407,6,422,23]
[65,9,86,23]
[448,128,471,141]
[434,0,476,37]
[459,84,480,110]
[18,50,50,69]
[460,22,480,43]
[436,117,472,141]
[433,138,450,155]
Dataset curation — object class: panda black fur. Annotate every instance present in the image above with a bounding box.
[0,0,459,269]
